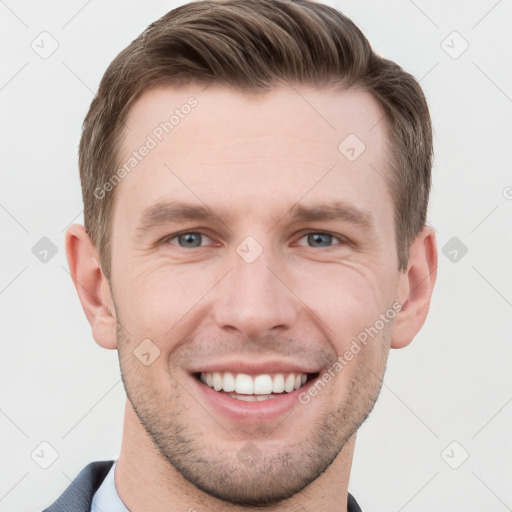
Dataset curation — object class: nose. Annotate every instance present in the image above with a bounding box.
[212,247,301,339]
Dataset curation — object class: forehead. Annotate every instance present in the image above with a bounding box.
[114,84,393,230]
[123,84,388,157]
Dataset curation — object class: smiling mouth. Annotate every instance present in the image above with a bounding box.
[193,371,320,401]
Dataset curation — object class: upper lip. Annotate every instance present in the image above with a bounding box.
[190,358,321,376]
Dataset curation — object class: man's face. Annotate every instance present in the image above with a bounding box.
[110,85,401,505]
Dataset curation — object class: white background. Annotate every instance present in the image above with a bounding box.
[1,1,511,511]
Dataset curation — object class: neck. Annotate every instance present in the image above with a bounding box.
[115,400,356,512]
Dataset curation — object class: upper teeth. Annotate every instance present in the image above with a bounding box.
[199,372,308,394]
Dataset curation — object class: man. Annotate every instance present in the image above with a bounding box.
[42,0,437,510]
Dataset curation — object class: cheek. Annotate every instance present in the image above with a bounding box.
[289,260,394,349]
[114,249,398,356]
[115,261,215,342]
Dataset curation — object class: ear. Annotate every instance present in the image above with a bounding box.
[391,226,437,349]
[65,224,117,350]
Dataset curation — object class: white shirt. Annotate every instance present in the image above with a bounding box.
[91,460,130,512]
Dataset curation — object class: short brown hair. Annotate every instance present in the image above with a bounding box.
[79,0,433,278]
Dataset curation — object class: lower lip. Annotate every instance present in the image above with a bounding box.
[188,373,318,423]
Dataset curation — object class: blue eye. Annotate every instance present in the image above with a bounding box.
[168,232,211,248]
[297,232,342,248]
[306,233,333,247]
[164,231,344,250]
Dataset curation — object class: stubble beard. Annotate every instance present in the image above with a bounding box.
[115,321,389,507]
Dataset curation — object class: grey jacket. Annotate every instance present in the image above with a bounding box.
[42,460,114,512]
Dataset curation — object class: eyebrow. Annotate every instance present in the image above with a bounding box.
[137,201,231,232]
[137,200,374,232]
[285,202,374,231]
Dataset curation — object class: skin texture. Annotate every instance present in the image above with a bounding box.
[66,85,437,511]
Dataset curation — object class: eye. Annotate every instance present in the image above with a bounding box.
[162,231,345,250]
[166,232,214,248]
[296,232,345,248]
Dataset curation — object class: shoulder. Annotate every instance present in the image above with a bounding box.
[41,460,115,512]
[348,491,363,512]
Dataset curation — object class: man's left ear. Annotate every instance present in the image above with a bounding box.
[391,226,437,349]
